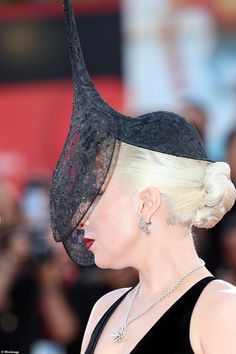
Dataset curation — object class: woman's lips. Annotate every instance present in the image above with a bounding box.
[83,237,95,251]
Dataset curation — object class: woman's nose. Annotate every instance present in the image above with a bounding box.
[79,217,90,229]
[84,218,90,227]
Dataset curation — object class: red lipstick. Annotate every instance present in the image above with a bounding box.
[83,238,95,251]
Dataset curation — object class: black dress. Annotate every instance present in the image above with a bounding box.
[85,276,215,354]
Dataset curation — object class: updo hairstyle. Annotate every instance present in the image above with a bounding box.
[114,142,236,229]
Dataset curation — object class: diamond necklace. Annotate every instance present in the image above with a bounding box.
[111,259,205,343]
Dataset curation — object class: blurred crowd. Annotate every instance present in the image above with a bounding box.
[0,104,235,353]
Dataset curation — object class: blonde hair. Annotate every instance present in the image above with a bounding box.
[114,142,236,229]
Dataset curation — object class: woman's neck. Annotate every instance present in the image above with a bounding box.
[135,234,209,300]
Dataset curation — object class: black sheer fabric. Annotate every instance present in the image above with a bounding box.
[50,0,213,265]
[50,0,120,265]
[85,277,215,354]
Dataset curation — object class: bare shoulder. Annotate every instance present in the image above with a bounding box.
[195,278,236,324]
[198,278,236,309]
[80,287,130,354]
[193,279,236,354]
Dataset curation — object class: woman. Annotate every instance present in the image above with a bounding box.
[50,1,236,353]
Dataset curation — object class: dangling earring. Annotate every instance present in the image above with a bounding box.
[139,218,152,235]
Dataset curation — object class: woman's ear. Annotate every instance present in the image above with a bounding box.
[138,187,162,220]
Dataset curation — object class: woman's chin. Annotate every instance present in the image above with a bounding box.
[94,256,111,269]
[94,256,127,270]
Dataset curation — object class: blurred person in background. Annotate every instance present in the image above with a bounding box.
[34,230,80,354]
[206,127,236,273]
[178,101,207,142]
[207,128,236,272]
[226,128,236,187]
[0,179,23,231]
[0,178,38,353]
[35,228,110,354]
[20,177,51,233]
[20,178,54,270]
[0,226,39,354]
[217,212,236,286]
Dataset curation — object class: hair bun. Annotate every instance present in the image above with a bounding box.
[192,162,235,228]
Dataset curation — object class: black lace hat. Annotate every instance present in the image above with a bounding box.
[50,0,212,265]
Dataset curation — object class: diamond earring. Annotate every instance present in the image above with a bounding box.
[138,218,152,235]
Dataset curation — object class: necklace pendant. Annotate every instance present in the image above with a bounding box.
[111,324,127,343]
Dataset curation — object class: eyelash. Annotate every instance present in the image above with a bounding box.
[97,192,103,196]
